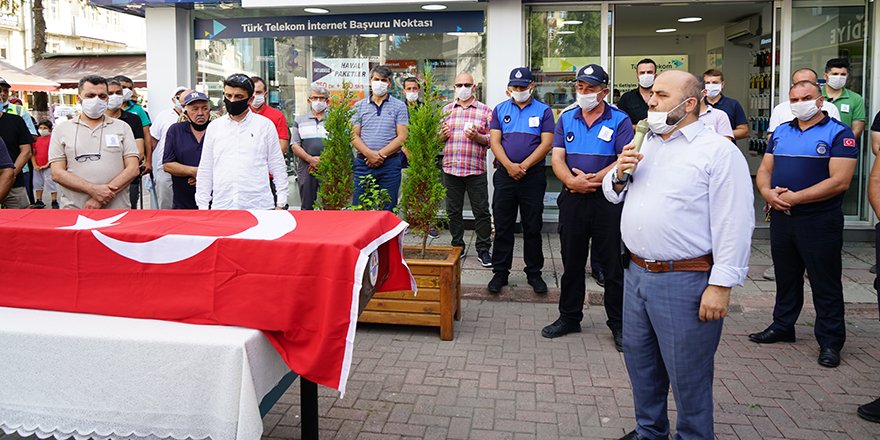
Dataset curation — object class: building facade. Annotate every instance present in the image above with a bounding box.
[97,0,877,233]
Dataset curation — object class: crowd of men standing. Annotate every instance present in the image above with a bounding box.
[0,56,879,437]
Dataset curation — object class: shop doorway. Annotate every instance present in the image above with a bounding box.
[611,1,778,223]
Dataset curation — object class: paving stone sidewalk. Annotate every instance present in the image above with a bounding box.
[257,300,880,440]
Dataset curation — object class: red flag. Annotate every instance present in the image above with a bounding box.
[0,210,412,393]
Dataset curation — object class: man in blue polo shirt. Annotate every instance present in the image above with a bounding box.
[749,80,858,369]
[351,65,409,211]
[487,67,554,294]
[541,64,633,351]
[162,91,211,209]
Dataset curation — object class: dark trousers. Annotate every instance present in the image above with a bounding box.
[354,154,402,212]
[24,169,34,205]
[129,180,140,209]
[557,190,624,330]
[444,172,491,252]
[491,166,545,276]
[769,209,845,351]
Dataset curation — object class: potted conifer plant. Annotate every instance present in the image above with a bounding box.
[358,70,462,340]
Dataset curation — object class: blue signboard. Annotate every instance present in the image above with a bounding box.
[194,11,484,40]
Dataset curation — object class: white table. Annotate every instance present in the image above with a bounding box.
[0,306,296,440]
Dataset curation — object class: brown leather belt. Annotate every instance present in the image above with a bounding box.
[630,254,713,273]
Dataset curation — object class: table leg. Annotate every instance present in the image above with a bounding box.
[301,378,318,440]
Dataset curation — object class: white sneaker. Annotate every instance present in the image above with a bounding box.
[763,265,775,281]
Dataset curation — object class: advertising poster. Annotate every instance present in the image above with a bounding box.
[613,55,688,93]
[312,58,370,100]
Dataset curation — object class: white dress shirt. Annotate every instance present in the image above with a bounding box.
[150,108,183,172]
[602,120,754,287]
[698,105,734,139]
[195,111,289,210]
[767,100,841,133]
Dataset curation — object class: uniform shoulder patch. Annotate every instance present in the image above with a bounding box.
[843,138,856,147]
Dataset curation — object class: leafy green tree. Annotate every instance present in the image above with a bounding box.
[397,68,447,257]
[347,175,390,211]
[315,82,357,210]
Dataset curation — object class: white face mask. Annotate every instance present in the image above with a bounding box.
[576,92,601,111]
[405,92,420,102]
[107,94,124,110]
[826,75,847,90]
[251,93,266,108]
[510,89,532,103]
[371,80,389,96]
[790,100,820,121]
[705,84,723,98]
[311,100,327,113]
[647,98,689,135]
[455,86,473,102]
[81,96,108,119]
[38,128,50,137]
[122,88,133,102]
[638,74,655,89]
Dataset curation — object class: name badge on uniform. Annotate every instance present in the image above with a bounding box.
[841,104,851,113]
[105,134,120,147]
[528,116,540,128]
[598,126,614,142]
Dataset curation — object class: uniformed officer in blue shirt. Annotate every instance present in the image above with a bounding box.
[750,80,858,369]
[541,65,634,350]
[487,67,555,294]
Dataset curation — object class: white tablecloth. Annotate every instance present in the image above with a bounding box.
[0,307,291,440]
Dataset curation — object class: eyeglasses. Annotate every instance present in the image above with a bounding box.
[454,83,474,88]
[227,74,254,87]
[75,153,102,163]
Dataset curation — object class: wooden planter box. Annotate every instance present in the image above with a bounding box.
[359,245,462,340]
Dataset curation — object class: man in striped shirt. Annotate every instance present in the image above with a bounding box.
[440,72,493,266]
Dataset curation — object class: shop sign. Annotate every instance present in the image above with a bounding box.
[195,11,484,40]
[613,55,688,93]
[312,58,370,99]
[244,0,476,6]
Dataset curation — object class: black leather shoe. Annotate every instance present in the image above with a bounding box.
[487,273,508,293]
[618,430,668,440]
[818,347,840,368]
[612,329,623,352]
[528,276,548,294]
[592,270,606,288]
[858,397,880,423]
[748,327,796,344]
[541,318,581,339]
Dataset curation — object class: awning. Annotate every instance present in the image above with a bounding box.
[26,53,146,89]
[0,59,59,92]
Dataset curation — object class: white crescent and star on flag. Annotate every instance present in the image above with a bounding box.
[58,210,297,264]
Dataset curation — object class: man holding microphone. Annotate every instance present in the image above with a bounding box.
[603,70,754,440]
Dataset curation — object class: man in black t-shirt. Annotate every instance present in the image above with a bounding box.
[106,78,145,208]
[0,111,34,208]
[616,58,656,125]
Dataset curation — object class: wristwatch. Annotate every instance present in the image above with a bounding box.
[611,171,624,185]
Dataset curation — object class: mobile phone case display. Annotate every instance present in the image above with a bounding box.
[747,47,778,155]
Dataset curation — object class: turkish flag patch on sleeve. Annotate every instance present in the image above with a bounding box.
[844,138,856,147]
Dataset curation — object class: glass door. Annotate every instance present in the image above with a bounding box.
[790,0,871,222]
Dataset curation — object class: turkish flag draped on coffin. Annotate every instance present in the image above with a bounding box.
[0,210,413,393]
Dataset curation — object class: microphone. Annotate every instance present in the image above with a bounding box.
[622,119,650,183]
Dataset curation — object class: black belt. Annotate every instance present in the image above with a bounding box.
[357,152,399,160]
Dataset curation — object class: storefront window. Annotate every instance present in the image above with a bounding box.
[792,1,871,220]
[194,30,485,126]
[527,6,602,214]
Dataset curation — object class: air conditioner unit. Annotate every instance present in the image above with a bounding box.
[725,15,761,41]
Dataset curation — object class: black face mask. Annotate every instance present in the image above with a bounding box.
[190,120,210,132]
[224,97,249,116]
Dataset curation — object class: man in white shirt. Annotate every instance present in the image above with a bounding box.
[767,68,840,134]
[698,100,734,141]
[195,74,288,210]
[148,86,189,209]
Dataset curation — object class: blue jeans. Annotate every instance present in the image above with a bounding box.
[354,153,402,212]
[623,264,722,440]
